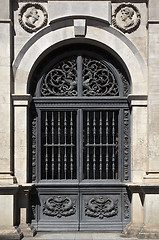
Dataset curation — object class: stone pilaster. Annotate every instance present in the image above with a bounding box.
[0,0,15,184]
[123,95,147,238]
[12,94,32,184]
[145,0,159,182]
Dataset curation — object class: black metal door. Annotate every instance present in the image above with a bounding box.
[30,47,131,231]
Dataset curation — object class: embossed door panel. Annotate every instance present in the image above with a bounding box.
[35,188,80,231]
[29,46,131,231]
[80,188,129,231]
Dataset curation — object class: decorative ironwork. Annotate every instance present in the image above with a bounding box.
[120,71,129,96]
[124,193,130,220]
[18,3,48,33]
[40,56,122,97]
[41,58,77,96]
[112,4,141,34]
[41,111,77,180]
[43,196,76,218]
[83,111,118,180]
[31,115,37,182]
[82,58,119,96]
[123,110,129,181]
[85,196,118,219]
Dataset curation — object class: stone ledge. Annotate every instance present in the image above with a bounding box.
[126,183,159,194]
[128,94,148,107]
[0,184,19,194]
[12,94,32,106]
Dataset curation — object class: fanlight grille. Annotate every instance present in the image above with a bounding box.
[40,56,119,97]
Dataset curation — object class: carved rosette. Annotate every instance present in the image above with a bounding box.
[85,196,118,219]
[123,110,129,181]
[18,3,48,33]
[43,196,76,218]
[112,4,141,34]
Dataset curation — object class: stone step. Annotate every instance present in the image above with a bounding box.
[23,232,152,240]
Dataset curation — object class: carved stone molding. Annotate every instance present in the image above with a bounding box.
[18,3,48,33]
[43,196,76,218]
[85,196,118,219]
[112,4,141,34]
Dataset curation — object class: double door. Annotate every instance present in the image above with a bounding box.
[30,103,130,231]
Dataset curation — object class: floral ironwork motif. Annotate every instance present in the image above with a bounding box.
[112,4,141,34]
[120,72,129,96]
[123,110,129,181]
[41,58,77,96]
[18,3,48,33]
[43,196,76,218]
[31,114,37,182]
[82,58,119,96]
[85,196,118,219]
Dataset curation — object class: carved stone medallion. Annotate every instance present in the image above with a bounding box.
[43,196,76,218]
[85,196,118,219]
[18,3,48,33]
[112,4,141,34]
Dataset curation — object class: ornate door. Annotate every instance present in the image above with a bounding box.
[30,47,130,231]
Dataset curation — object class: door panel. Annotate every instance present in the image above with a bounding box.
[31,186,130,231]
[36,188,80,231]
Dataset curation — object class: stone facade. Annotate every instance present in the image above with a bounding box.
[0,0,159,239]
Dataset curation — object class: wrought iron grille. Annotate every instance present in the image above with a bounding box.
[40,56,120,97]
[83,111,118,180]
[41,111,77,180]
[40,109,119,181]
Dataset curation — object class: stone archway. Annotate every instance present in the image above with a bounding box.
[12,19,147,234]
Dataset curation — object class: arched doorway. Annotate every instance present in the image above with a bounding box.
[29,44,131,231]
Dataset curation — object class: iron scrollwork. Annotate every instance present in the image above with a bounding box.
[85,196,118,219]
[83,58,119,96]
[41,58,77,96]
[43,196,76,218]
[40,56,121,97]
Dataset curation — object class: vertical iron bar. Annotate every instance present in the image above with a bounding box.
[45,112,48,180]
[77,56,83,97]
[87,112,90,179]
[51,112,54,179]
[93,111,96,179]
[58,112,61,179]
[112,112,115,179]
[106,112,109,179]
[70,112,73,179]
[99,111,102,179]
[64,112,67,179]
